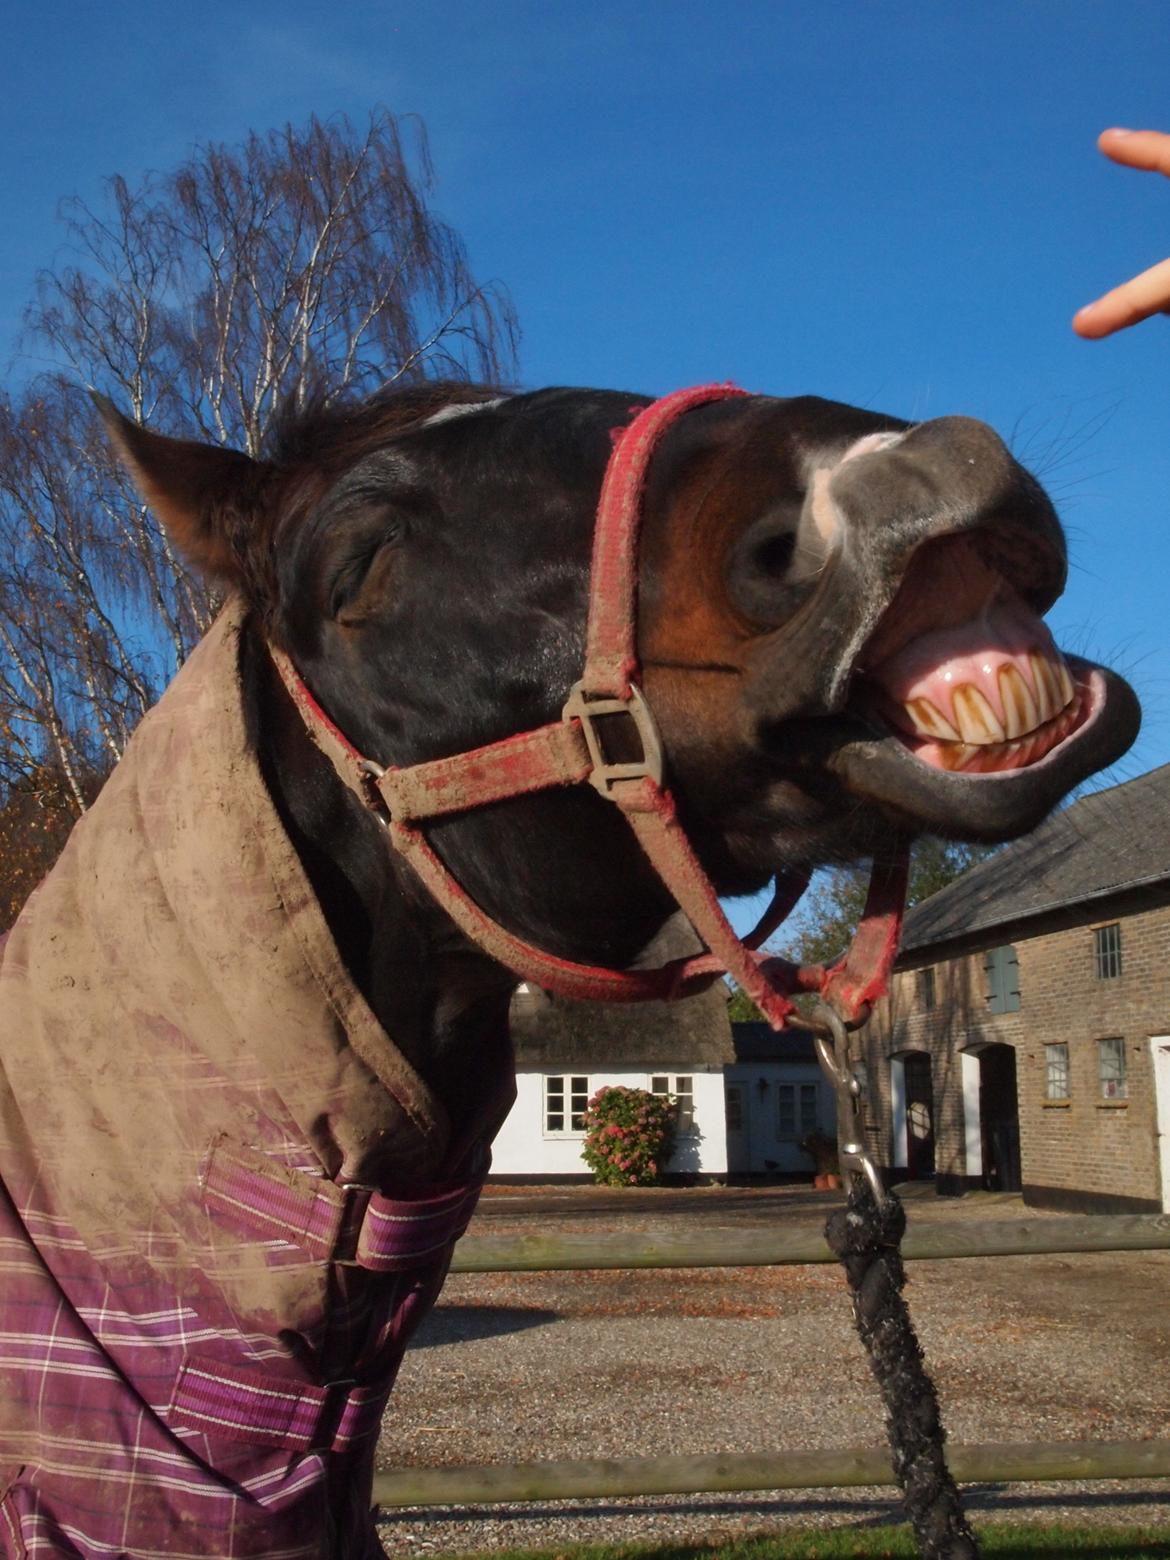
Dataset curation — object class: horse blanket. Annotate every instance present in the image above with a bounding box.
[0,599,508,1557]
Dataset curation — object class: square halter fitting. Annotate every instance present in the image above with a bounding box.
[561,680,665,797]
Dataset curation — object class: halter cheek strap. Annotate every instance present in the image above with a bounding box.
[269,384,908,1031]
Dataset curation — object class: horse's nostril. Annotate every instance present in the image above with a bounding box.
[728,507,824,627]
[754,532,797,578]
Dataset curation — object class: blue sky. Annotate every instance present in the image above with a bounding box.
[4,1,1169,936]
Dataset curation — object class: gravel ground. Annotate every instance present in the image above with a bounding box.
[374,1185,1170,1554]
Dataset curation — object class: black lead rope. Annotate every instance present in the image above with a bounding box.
[825,1184,981,1559]
[812,1003,981,1560]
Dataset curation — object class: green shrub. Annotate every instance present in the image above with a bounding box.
[581,1086,677,1187]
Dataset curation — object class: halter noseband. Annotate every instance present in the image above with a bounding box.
[269,384,908,1032]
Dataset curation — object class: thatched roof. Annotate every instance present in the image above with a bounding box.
[510,982,733,1069]
[508,914,733,1069]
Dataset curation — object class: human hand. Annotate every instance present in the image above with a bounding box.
[1072,128,1170,339]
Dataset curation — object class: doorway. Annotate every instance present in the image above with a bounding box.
[1151,1038,1170,1214]
[902,1052,936,1180]
[979,1043,1022,1192]
[724,1083,749,1174]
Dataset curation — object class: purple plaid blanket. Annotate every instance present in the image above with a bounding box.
[0,602,509,1557]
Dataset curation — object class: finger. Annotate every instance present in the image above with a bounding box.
[1098,127,1170,178]
[1073,255,1170,338]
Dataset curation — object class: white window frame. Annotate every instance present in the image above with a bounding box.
[544,1074,590,1137]
[1044,1042,1070,1101]
[777,1081,819,1140]
[1097,1038,1128,1101]
[650,1073,696,1134]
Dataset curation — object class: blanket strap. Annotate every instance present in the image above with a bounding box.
[175,1144,488,1453]
[200,1137,485,1270]
[171,1357,392,1453]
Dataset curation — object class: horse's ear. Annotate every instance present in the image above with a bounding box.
[93,394,270,587]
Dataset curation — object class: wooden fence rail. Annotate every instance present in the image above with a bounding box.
[373,1439,1170,1508]
[449,1213,1170,1273]
[374,1214,1170,1512]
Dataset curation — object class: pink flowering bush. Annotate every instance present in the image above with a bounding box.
[581,1086,677,1187]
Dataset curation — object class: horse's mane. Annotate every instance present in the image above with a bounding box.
[266,380,503,474]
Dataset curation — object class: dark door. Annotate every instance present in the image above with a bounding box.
[903,1052,936,1179]
[980,1044,1021,1192]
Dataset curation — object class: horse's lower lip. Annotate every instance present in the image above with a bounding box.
[821,657,1140,841]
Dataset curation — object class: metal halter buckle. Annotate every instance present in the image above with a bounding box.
[810,1000,886,1206]
[561,681,665,796]
[356,758,392,826]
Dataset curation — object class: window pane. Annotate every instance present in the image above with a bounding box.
[650,1075,669,1094]
[545,1076,568,1134]
[799,1083,818,1133]
[569,1077,589,1131]
[920,967,936,1011]
[1094,924,1122,980]
[674,1075,695,1132]
[725,1086,743,1132]
[1098,1038,1128,1099]
[777,1084,796,1136]
[1044,1042,1069,1100]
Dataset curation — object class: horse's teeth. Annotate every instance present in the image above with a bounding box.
[998,663,1040,740]
[903,696,960,742]
[1029,652,1063,723]
[939,741,974,771]
[951,684,1006,745]
[1056,658,1075,708]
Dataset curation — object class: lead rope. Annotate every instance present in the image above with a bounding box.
[813,1002,981,1559]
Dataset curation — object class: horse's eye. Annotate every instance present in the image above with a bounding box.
[330,517,407,618]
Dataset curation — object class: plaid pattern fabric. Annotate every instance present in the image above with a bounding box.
[0,601,508,1558]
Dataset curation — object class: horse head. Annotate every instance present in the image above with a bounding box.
[98,384,1139,1122]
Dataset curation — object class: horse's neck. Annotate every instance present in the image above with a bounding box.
[239,623,679,1142]
[241,628,516,1141]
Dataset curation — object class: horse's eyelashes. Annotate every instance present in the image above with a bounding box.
[329,519,408,617]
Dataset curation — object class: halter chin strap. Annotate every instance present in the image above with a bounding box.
[268,384,908,1030]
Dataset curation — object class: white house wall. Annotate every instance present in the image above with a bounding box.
[491,1068,728,1177]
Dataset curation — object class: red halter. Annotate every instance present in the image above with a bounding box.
[269,385,908,1030]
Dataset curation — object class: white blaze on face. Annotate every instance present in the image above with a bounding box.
[808,430,906,545]
[421,397,510,428]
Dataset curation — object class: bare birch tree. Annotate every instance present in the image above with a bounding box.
[0,109,517,904]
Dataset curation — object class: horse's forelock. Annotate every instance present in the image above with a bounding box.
[265,381,505,473]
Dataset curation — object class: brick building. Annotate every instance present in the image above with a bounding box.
[858,764,1170,1214]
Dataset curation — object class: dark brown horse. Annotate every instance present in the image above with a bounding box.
[0,382,1139,1557]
